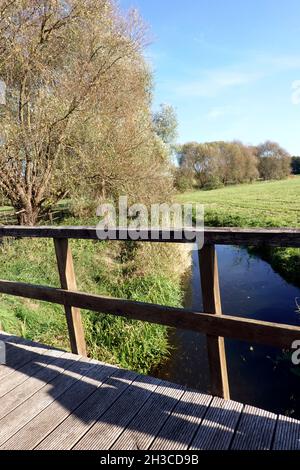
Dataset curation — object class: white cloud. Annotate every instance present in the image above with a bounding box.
[207,107,227,119]
[261,54,300,70]
[173,70,260,98]
[206,105,242,120]
[166,52,300,100]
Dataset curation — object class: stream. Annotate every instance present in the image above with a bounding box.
[153,245,300,418]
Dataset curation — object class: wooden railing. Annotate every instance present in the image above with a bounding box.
[0,225,299,399]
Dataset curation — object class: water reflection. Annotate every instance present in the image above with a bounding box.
[153,245,300,418]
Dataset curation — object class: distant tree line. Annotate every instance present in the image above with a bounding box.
[175,140,293,191]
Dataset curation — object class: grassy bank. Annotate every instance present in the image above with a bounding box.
[0,217,186,374]
[177,177,300,285]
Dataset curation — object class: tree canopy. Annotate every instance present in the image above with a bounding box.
[0,0,173,224]
[179,141,259,189]
[178,139,291,190]
[256,141,291,181]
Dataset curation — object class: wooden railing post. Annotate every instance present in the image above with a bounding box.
[54,238,87,356]
[198,243,230,399]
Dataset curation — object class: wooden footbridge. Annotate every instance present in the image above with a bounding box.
[0,225,299,450]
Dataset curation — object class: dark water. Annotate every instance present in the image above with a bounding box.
[153,245,300,418]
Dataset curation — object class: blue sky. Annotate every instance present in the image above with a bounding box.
[119,0,300,154]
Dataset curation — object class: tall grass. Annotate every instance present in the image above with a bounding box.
[0,221,185,374]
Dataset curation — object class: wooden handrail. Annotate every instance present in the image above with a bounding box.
[0,280,299,349]
[0,225,299,246]
[0,225,299,399]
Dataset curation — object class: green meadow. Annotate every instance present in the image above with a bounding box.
[177,177,300,285]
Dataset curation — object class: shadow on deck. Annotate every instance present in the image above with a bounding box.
[0,332,299,451]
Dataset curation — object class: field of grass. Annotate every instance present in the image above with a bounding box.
[177,176,300,228]
[0,217,185,374]
[177,176,300,285]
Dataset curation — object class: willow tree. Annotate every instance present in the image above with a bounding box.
[256,141,291,180]
[0,0,172,224]
[180,141,259,188]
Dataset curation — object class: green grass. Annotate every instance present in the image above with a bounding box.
[0,218,184,374]
[177,177,300,228]
[177,177,300,285]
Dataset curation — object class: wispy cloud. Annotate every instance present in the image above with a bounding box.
[259,54,300,70]
[166,52,300,99]
[207,107,227,119]
[206,106,240,120]
[173,69,260,98]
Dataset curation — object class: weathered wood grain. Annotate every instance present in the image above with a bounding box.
[0,333,57,381]
[0,280,299,349]
[54,238,86,356]
[0,225,299,247]
[199,244,229,399]
[0,346,59,397]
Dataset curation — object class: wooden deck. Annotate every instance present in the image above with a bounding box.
[0,332,299,451]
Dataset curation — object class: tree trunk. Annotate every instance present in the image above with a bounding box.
[17,204,39,226]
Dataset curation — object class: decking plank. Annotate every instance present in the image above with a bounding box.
[190,397,243,450]
[74,375,161,450]
[1,359,113,449]
[0,346,64,398]
[0,354,93,447]
[231,405,277,450]
[0,349,70,421]
[111,382,186,450]
[0,335,299,451]
[273,415,300,450]
[150,390,212,451]
[36,368,138,450]
[0,334,52,381]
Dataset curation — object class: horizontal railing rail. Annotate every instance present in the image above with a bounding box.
[0,279,299,350]
[0,225,299,399]
[0,225,299,246]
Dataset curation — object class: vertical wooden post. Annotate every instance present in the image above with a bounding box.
[54,238,87,356]
[198,243,230,399]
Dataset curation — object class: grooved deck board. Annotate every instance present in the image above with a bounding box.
[0,347,63,398]
[0,349,69,421]
[0,353,85,447]
[190,397,243,450]
[0,333,299,451]
[150,390,212,450]
[231,405,278,450]
[273,415,300,450]
[111,382,186,450]
[73,375,161,450]
[0,333,55,381]
[36,367,138,450]
[1,360,108,450]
